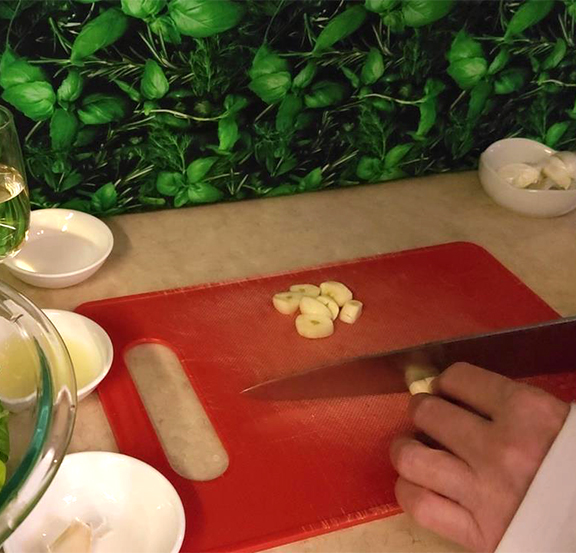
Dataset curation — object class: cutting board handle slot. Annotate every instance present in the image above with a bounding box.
[124,342,229,481]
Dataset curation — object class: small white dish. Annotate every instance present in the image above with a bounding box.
[479,138,576,218]
[42,309,113,401]
[5,209,114,288]
[3,452,186,553]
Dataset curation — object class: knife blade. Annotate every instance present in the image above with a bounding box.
[242,316,576,400]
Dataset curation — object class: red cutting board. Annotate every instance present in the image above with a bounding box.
[76,242,576,553]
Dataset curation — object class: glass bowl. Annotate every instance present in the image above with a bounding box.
[0,280,76,544]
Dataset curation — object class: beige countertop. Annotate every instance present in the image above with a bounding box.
[2,170,575,552]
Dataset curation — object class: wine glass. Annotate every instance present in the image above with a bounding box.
[0,106,30,261]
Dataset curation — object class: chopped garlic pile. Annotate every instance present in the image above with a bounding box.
[272,281,362,339]
[497,151,576,190]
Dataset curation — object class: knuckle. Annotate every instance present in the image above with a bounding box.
[393,441,420,476]
[410,395,436,426]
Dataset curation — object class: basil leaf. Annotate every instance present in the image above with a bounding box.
[384,144,413,169]
[218,116,239,151]
[504,0,555,39]
[50,109,79,151]
[276,93,303,133]
[304,81,346,108]
[150,14,182,44]
[365,0,398,13]
[0,58,46,90]
[248,45,288,80]
[361,48,384,85]
[71,8,129,64]
[186,157,217,183]
[140,59,169,100]
[356,156,382,181]
[249,72,291,104]
[121,0,166,19]
[157,171,185,195]
[447,57,487,90]
[402,0,454,27]
[2,82,55,121]
[91,182,118,212]
[187,182,224,204]
[298,167,322,191]
[447,31,483,64]
[57,70,84,104]
[78,93,128,125]
[292,61,317,90]
[168,0,244,38]
[313,5,367,53]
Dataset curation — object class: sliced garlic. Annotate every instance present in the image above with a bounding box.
[289,284,320,297]
[295,314,334,339]
[542,156,572,190]
[272,292,302,315]
[497,163,541,189]
[408,376,436,396]
[339,300,363,324]
[317,295,339,320]
[48,520,92,553]
[320,281,353,307]
[300,296,333,319]
[554,152,576,180]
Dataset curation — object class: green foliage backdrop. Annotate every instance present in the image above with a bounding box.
[1,0,575,215]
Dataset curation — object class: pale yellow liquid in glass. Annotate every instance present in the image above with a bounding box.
[0,336,98,399]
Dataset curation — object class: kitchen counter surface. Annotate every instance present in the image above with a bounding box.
[3,170,575,552]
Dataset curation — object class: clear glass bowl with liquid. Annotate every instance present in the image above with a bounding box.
[0,280,76,543]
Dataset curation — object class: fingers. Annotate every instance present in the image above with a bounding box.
[409,393,490,464]
[433,362,514,419]
[390,435,476,507]
[395,477,483,552]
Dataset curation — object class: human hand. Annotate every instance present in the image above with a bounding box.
[390,363,570,552]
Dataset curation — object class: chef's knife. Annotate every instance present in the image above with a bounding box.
[242,316,576,400]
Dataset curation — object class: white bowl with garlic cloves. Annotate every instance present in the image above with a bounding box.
[479,138,576,217]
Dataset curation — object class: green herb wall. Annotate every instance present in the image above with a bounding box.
[0,0,574,215]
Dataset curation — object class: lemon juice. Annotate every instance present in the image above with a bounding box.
[62,337,100,390]
[0,336,38,400]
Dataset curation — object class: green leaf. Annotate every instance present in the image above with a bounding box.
[494,68,527,95]
[57,70,84,104]
[224,94,248,114]
[218,116,239,151]
[313,5,367,53]
[0,48,16,78]
[157,171,185,195]
[114,79,142,102]
[60,198,91,212]
[74,126,99,148]
[365,0,398,13]
[504,0,555,39]
[447,31,483,64]
[298,167,322,191]
[384,144,413,169]
[91,182,118,212]
[545,121,570,148]
[0,405,9,465]
[341,66,360,88]
[424,78,445,98]
[248,45,289,80]
[168,0,244,38]
[71,8,129,64]
[174,187,189,207]
[292,61,317,90]
[2,82,55,121]
[415,97,437,137]
[402,0,454,27]
[265,184,298,197]
[447,57,487,90]
[361,48,384,85]
[121,0,166,19]
[60,171,83,192]
[78,93,128,125]
[150,14,182,44]
[249,72,291,104]
[487,48,510,75]
[467,80,492,121]
[0,58,46,90]
[276,93,303,133]
[50,109,79,151]
[140,59,169,100]
[186,157,217,183]
[187,182,224,204]
[304,81,346,108]
[356,156,382,181]
[542,39,567,70]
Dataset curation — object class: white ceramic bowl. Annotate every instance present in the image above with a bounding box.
[3,452,186,553]
[5,209,114,288]
[42,309,113,401]
[479,138,576,218]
